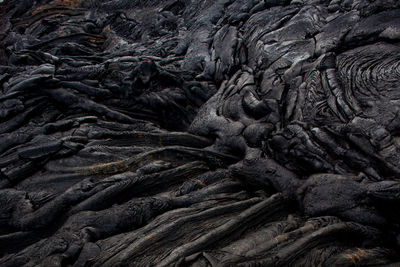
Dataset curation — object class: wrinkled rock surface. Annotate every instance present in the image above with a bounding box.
[1,0,400,266]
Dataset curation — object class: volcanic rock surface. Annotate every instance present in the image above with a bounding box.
[1,0,400,266]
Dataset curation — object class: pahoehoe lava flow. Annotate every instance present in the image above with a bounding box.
[1,0,400,266]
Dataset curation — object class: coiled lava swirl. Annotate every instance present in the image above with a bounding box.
[1,0,400,266]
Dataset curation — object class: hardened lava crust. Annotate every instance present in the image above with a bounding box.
[1,0,400,266]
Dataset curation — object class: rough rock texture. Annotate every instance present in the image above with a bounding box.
[1,0,400,266]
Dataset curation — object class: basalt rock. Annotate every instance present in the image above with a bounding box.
[1,0,400,266]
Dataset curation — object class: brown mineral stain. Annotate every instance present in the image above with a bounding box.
[356,248,366,255]
[76,160,129,175]
[345,254,357,265]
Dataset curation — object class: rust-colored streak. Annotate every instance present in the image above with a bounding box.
[32,0,82,16]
